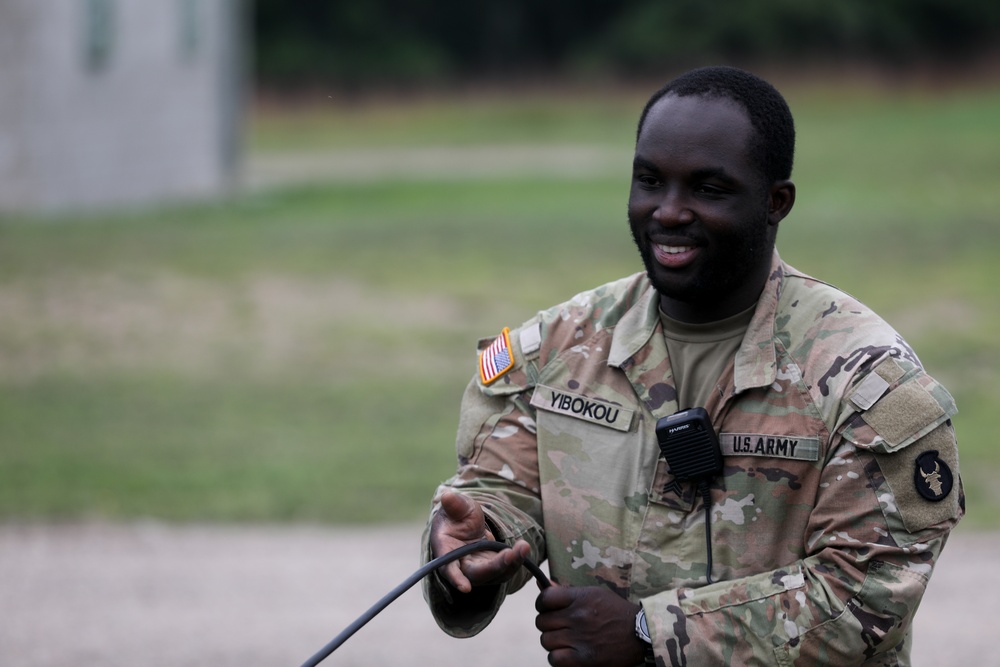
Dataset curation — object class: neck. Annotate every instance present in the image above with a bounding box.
[658,262,770,324]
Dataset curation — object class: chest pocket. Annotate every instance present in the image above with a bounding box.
[530,385,642,492]
[530,381,651,571]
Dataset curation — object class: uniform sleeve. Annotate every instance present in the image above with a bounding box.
[421,323,548,638]
[642,363,963,666]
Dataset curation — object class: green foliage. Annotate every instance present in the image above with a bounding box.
[600,0,1000,68]
[1,81,997,526]
[254,0,1000,87]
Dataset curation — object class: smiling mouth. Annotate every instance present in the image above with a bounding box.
[655,243,695,254]
[651,242,699,268]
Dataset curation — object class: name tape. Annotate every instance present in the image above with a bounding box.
[721,433,820,461]
[531,385,634,432]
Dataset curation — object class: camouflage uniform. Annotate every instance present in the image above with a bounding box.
[424,252,962,666]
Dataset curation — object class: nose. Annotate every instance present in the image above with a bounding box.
[652,190,694,227]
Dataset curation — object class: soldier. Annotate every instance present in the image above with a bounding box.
[422,66,962,666]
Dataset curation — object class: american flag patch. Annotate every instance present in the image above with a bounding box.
[479,327,515,385]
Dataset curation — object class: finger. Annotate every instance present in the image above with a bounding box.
[545,647,578,667]
[535,582,572,613]
[498,540,530,569]
[429,530,476,591]
[535,607,573,634]
[460,547,521,586]
[538,627,575,652]
[511,539,532,559]
[441,559,473,593]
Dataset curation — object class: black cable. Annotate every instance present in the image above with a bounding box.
[299,540,549,667]
[698,480,714,584]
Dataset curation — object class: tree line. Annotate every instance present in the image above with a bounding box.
[254,0,1000,88]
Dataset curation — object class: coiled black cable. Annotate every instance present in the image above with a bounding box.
[299,540,549,667]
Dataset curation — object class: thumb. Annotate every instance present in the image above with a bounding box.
[439,491,476,522]
[535,581,572,612]
[435,491,489,543]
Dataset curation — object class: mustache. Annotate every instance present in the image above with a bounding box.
[626,216,707,246]
[647,235,704,245]
[642,231,708,247]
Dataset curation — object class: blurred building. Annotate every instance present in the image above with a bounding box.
[0,0,245,213]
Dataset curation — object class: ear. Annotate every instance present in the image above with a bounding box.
[766,180,795,226]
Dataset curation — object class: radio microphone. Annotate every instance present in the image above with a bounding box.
[655,407,723,583]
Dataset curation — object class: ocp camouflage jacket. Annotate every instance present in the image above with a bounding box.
[423,252,962,666]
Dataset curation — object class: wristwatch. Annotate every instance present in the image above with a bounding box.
[635,608,652,644]
[635,608,655,665]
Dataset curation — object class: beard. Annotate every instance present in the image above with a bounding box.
[629,207,775,306]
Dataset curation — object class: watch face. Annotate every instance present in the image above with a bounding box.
[636,609,651,643]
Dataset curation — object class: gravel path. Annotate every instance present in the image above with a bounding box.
[0,522,994,666]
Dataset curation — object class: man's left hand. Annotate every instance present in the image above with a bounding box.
[535,584,647,667]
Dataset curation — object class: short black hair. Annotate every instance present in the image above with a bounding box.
[636,66,795,185]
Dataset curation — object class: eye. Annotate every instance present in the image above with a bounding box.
[695,183,727,197]
[634,173,660,188]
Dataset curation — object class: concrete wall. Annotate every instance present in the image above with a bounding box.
[0,0,244,212]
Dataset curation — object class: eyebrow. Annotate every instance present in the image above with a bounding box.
[691,166,738,185]
[632,156,739,185]
[632,156,659,173]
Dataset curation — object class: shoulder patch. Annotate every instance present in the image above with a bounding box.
[872,422,961,533]
[913,450,955,502]
[479,328,516,385]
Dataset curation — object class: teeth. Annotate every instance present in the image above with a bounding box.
[657,244,692,254]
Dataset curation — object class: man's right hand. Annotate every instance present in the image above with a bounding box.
[429,491,532,594]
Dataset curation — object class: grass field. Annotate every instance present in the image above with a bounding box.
[1,77,998,527]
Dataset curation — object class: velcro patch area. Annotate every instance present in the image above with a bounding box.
[872,421,961,533]
[862,376,946,451]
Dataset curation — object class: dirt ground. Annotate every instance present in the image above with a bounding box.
[0,522,994,666]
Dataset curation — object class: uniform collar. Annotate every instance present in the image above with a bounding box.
[607,251,784,394]
[733,252,784,393]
